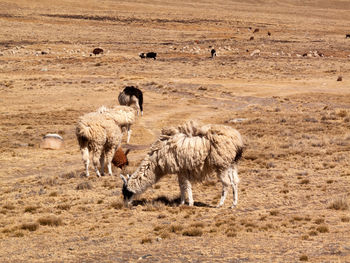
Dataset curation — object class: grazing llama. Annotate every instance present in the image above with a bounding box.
[76,106,135,177]
[120,121,244,208]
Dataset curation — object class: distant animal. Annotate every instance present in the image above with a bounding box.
[118,86,144,116]
[253,28,259,33]
[346,34,350,39]
[92,48,104,56]
[76,106,135,177]
[112,148,130,169]
[267,31,271,36]
[302,53,308,57]
[211,49,216,58]
[139,52,157,60]
[120,121,244,208]
[337,76,343,81]
[249,36,254,41]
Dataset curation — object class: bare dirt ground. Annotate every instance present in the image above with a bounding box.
[0,0,350,262]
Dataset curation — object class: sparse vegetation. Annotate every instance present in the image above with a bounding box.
[341,216,350,222]
[0,1,349,262]
[141,237,152,244]
[56,203,71,210]
[299,255,308,261]
[21,222,39,232]
[316,225,329,233]
[182,228,203,237]
[37,215,63,226]
[76,182,92,190]
[111,201,124,210]
[328,196,349,210]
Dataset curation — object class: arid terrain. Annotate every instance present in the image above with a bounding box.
[0,0,350,262]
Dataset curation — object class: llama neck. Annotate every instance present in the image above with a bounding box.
[127,157,164,194]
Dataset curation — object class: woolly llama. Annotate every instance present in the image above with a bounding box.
[120,121,244,208]
[76,106,135,177]
[97,105,136,143]
[118,86,143,116]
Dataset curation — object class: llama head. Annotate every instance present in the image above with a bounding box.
[120,174,134,206]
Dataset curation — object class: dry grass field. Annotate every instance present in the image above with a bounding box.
[0,0,350,262]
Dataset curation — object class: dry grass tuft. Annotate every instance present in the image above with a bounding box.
[3,203,15,210]
[269,210,279,216]
[160,232,170,239]
[328,196,349,210]
[43,177,58,186]
[169,224,183,233]
[37,215,63,226]
[308,230,318,236]
[182,228,203,237]
[111,201,124,210]
[141,237,152,244]
[24,205,39,213]
[300,179,310,185]
[49,191,58,197]
[299,255,308,261]
[21,222,39,232]
[190,222,205,228]
[314,218,324,224]
[76,181,92,190]
[316,225,329,233]
[56,203,71,210]
[341,216,350,222]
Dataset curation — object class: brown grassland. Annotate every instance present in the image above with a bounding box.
[0,0,350,262]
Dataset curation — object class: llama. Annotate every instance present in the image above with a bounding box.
[92,48,103,55]
[118,86,143,116]
[120,121,244,208]
[139,52,157,60]
[211,49,216,58]
[76,106,135,177]
[112,147,130,169]
[97,105,136,143]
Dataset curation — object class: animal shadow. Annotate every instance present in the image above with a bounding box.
[132,195,213,208]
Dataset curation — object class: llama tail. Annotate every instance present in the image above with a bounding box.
[76,121,93,147]
[234,146,244,163]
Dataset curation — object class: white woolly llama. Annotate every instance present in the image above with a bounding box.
[76,106,135,177]
[121,121,244,208]
[97,105,136,143]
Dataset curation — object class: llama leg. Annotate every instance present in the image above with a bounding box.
[105,148,115,176]
[178,176,193,206]
[229,165,240,208]
[135,100,140,116]
[81,147,90,177]
[92,149,102,177]
[126,125,132,144]
[178,176,186,205]
[187,181,194,206]
[99,151,105,176]
[217,169,230,208]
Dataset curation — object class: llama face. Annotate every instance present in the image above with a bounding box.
[120,174,134,206]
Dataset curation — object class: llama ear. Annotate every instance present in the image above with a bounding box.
[120,174,127,184]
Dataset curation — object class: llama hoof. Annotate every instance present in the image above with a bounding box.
[216,204,223,208]
[230,204,237,209]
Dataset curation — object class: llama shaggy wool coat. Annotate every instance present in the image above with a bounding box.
[76,110,123,155]
[125,121,244,195]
